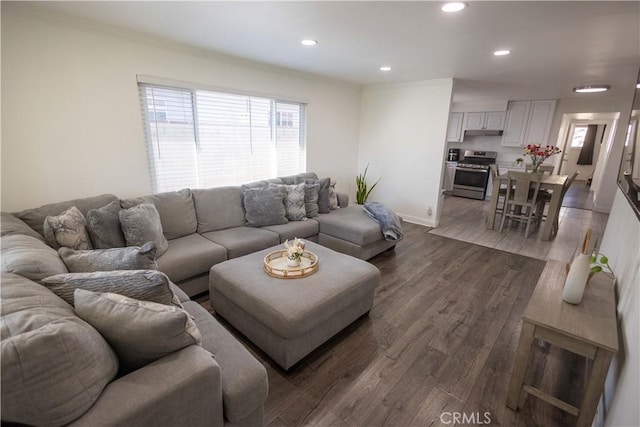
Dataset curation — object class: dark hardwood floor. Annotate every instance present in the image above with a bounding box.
[200,222,585,426]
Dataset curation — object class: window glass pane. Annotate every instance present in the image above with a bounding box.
[139,83,306,192]
[571,125,588,148]
[140,86,198,193]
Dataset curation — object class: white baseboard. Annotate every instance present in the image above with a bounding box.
[398,213,436,228]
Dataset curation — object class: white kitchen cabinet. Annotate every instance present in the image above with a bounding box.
[463,111,506,131]
[501,100,556,147]
[502,101,531,147]
[443,161,456,191]
[524,100,557,146]
[484,111,507,130]
[447,112,464,142]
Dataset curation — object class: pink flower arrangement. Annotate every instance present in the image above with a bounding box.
[523,144,562,172]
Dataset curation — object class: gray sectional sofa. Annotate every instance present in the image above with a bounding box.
[1,172,398,426]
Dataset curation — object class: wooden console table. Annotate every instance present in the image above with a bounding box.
[506,261,618,427]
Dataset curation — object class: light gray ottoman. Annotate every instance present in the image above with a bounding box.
[209,241,380,370]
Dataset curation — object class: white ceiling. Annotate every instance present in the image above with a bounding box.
[13,1,640,102]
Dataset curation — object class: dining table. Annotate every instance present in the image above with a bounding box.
[486,173,568,241]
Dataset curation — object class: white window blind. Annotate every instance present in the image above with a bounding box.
[139,83,306,193]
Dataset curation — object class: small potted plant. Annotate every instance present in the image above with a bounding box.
[356,164,380,205]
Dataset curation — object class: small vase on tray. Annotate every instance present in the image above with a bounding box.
[287,257,301,267]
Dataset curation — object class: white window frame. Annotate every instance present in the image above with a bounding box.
[137,76,307,193]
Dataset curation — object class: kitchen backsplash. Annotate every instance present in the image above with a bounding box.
[447,135,524,165]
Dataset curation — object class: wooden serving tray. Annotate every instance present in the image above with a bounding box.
[263,250,319,279]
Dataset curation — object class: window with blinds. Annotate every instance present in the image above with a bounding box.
[138,83,306,193]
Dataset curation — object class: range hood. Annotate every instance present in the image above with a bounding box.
[464,129,504,137]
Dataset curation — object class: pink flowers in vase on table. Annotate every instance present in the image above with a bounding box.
[523,144,562,173]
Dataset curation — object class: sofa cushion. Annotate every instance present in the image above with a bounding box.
[42,270,179,308]
[74,289,201,374]
[294,181,320,218]
[279,172,319,185]
[243,186,288,227]
[13,193,119,238]
[58,242,158,273]
[202,227,279,259]
[192,186,246,233]
[272,183,306,221]
[0,212,47,242]
[0,274,118,426]
[0,234,68,281]
[121,189,197,240]
[43,206,93,250]
[183,301,268,423]
[157,234,228,283]
[314,205,384,246]
[262,219,319,243]
[119,203,169,257]
[329,180,339,210]
[86,201,126,249]
[240,178,284,190]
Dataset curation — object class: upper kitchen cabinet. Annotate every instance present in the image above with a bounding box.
[447,112,464,142]
[502,100,557,147]
[463,111,506,131]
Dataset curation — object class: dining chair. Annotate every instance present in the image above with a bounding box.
[490,164,508,224]
[536,171,579,237]
[500,171,543,238]
[525,164,555,175]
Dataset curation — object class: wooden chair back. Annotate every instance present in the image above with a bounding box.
[506,171,543,206]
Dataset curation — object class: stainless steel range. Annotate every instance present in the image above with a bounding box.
[452,150,497,200]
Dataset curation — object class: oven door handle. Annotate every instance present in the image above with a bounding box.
[455,168,489,174]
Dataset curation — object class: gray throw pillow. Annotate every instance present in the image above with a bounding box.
[74,289,202,373]
[316,177,331,213]
[294,178,320,217]
[329,179,339,210]
[58,242,158,273]
[243,186,288,227]
[119,203,169,257]
[43,206,93,250]
[1,276,118,427]
[86,201,126,249]
[270,183,306,221]
[42,269,180,308]
[0,234,69,281]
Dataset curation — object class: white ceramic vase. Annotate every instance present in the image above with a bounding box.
[287,257,301,267]
[563,253,590,304]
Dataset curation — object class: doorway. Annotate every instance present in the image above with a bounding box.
[554,112,619,211]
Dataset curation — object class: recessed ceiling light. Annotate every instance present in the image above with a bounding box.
[493,50,511,56]
[636,83,640,89]
[441,2,467,12]
[380,66,392,72]
[573,85,610,93]
[301,39,317,46]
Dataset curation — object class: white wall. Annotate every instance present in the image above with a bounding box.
[358,79,453,227]
[1,8,362,211]
[548,94,634,212]
[600,190,640,427]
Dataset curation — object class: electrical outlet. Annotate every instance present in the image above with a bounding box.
[427,207,433,217]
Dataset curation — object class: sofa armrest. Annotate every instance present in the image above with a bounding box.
[337,192,349,208]
[70,346,223,427]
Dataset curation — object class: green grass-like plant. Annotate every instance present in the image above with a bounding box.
[356,164,380,205]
